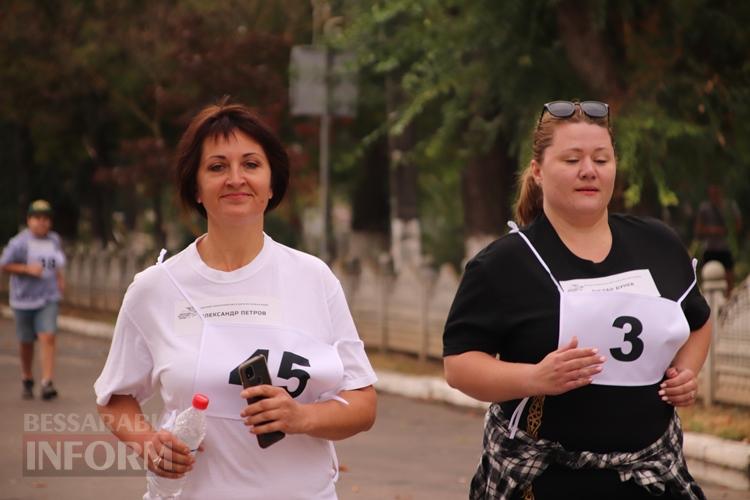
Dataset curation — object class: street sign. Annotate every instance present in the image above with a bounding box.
[289,45,357,118]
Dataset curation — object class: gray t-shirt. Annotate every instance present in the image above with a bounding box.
[0,229,65,309]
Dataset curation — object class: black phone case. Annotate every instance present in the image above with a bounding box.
[238,354,286,449]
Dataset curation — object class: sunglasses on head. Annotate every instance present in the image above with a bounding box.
[538,100,609,125]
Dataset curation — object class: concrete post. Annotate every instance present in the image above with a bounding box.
[378,254,392,354]
[419,265,436,362]
[700,260,727,407]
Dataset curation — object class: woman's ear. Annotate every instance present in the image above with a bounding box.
[531,159,542,187]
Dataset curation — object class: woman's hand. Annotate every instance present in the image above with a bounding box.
[534,336,606,396]
[144,429,198,479]
[240,385,311,436]
[660,366,698,407]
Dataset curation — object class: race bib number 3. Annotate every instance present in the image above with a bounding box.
[559,292,690,386]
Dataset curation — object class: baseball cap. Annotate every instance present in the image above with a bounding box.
[28,199,53,216]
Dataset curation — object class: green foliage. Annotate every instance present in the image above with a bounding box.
[341,1,573,262]
[615,103,704,208]
[0,0,313,247]
[341,0,750,265]
[1,0,749,271]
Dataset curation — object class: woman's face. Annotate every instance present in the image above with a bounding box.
[532,121,616,224]
[196,130,273,227]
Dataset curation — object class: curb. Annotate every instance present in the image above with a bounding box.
[683,433,750,491]
[372,370,750,492]
[374,370,488,410]
[4,307,747,491]
[1,305,115,339]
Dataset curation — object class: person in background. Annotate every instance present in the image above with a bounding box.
[443,101,711,499]
[694,184,742,292]
[1,199,65,400]
[95,98,377,499]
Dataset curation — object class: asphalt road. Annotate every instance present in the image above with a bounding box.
[0,318,746,499]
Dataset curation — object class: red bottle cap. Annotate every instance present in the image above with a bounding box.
[192,393,209,410]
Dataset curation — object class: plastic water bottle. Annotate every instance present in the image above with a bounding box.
[145,394,209,499]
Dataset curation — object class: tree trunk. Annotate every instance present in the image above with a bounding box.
[13,125,32,227]
[629,176,662,219]
[461,135,516,260]
[386,75,421,271]
[556,0,625,103]
[91,184,113,248]
[349,136,390,264]
[152,187,167,251]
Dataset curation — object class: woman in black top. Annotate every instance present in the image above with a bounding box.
[443,101,711,500]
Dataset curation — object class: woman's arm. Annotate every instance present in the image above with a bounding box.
[659,318,712,406]
[97,395,154,457]
[444,352,539,402]
[97,395,195,478]
[672,318,712,375]
[444,337,606,403]
[241,385,376,441]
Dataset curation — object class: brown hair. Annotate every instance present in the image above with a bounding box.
[175,97,290,218]
[513,106,614,225]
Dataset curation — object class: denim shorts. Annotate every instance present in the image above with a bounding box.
[13,302,59,342]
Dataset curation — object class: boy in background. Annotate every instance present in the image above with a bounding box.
[1,200,65,399]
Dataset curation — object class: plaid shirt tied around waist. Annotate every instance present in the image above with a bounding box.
[470,403,706,500]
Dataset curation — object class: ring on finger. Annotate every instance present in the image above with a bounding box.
[152,454,163,468]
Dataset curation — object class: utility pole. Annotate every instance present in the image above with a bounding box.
[312,0,331,262]
[290,2,355,260]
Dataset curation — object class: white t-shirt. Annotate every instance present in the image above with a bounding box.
[94,234,377,500]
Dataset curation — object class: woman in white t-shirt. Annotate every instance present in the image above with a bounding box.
[95,98,377,499]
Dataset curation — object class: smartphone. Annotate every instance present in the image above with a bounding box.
[238,354,286,448]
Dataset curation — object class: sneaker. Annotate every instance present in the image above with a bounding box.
[22,379,34,400]
[41,381,58,401]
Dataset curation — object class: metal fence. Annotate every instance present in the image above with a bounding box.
[0,247,151,314]
[1,249,748,406]
[336,259,750,407]
[332,260,457,361]
[699,261,750,407]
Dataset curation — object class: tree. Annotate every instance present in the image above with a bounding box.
[342,0,750,267]
[0,0,315,249]
[342,1,585,263]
